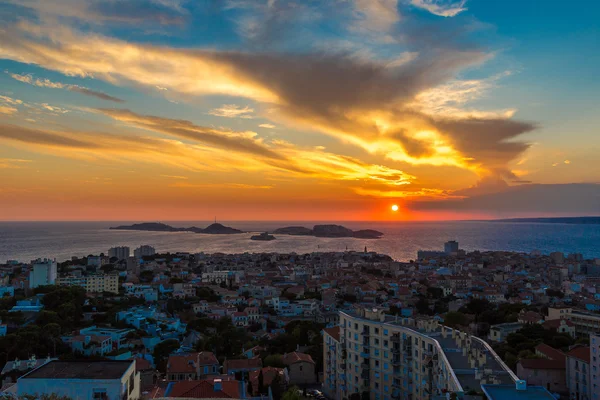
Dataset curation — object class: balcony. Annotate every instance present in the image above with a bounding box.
[392,380,402,389]
[361,370,370,379]
[391,335,401,343]
[361,362,370,370]
[340,362,347,370]
[391,346,400,354]
[360,351,370,358]
[392,356,402,366]
[362,329,370,337]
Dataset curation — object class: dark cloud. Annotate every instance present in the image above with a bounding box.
[0,124,99,148]
[410,183,600,214]
[68,86,124,103]
[98,108,289,162]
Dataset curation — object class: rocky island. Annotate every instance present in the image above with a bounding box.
[273,224,383,239]
[110,222,243,234]
[250,232,276,241]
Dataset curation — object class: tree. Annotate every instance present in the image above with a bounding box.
[247,380,254,396]
[44,323,62,357]
[270,373,285,400]
[280,386,301,400]
[444,312,467,328]
[264,354,285,368]
[349,394,361,400]
[153,339,180,372]
[258,369,265,395]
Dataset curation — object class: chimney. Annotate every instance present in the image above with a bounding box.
[214,378,222,392]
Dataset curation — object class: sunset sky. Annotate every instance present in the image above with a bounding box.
[0,0,598,221]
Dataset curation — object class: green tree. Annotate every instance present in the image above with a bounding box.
[258,369,265,394]
[44,323,62,357]
[444,311,467,328]
[153,339,180,372]
[264,354,285,368]
[280,386,301,400]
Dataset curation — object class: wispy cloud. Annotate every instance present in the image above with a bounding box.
[8,72,124,103]
[159,174,188,180]
[169,182,274,190]
[0,158,32,169]
[208,104,254,119]
[259,123,276,129]
[410,0,467,17]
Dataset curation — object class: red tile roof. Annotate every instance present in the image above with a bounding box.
[282,352,315,365]
[567,347,590,363]
[168,379,240,398]
[223,358,262,374]
[535,344,566,363]
[167,352,219,374]
[323,326,340,342]
[519,358,565,370]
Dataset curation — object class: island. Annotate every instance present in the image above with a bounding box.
[110,222,243,234]
[273,224,383,239]
[250,232,276,241]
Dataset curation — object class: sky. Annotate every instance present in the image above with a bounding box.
[0,0,598,221]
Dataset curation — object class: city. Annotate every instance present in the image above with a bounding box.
[1,242,599,399]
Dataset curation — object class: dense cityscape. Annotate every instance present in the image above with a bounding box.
[0,242,598,399]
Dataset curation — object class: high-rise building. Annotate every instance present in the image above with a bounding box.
[444,240,459,255]
[324,306,518,400]
[108,246,130,260]
[28,259,57,289]
[590,334,600,400]
[134,245,156,259]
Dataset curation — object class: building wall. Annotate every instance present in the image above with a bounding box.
[591,334,600,400]
[335,310,462,400]
[29,260,57,289]
[566,355,590,400]
[516,365,567,393]
[18,363,140,400]
[288,362,315,385]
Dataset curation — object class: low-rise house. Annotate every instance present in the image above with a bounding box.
[15,360,140,400]
[543,318,576,337]
[164,378,242,398]
[488,322,524,342]
[231,312,249,327]
[517,358,567,394]
[166,352,220,381]
[223,358,262,376]
[63,334,113,357]
[282,352,316,385]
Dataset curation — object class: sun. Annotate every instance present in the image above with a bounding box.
[391,204,399,212]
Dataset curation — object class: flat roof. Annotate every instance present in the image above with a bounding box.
[481,384,556,400]
[21,360,133,380]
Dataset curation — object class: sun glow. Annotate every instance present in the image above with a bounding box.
[391,204,399,212]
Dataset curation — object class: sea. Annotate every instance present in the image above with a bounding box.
[0,221,599,263]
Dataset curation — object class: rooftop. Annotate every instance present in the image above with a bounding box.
[21,360,133,380]
[481,384,556,400]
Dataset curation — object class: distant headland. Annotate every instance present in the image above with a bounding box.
[109,222,383,238]
[110,222,243,234]
[493,216,600,224]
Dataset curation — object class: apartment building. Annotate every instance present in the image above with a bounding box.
[547,307,600,338]
[324,306,517,400]
[591,334,600,400]
[56,272,119,294]
[566,346,591,400]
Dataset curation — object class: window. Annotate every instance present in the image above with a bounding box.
[375,328,379,334]
[384,329,388,335]
[92,389,107,400]
[300,366,303,371]
[384,340,388,347]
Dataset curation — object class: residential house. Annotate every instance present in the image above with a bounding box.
[166,352,220,381]
[543,319,576,338]
[249,367,288,396]
[223,358,262,377]
[282,352,316,385]
[488,322,524,342]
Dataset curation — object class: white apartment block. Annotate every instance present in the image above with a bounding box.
[109,246,130,260]
[29,259,57,289]
[134,245,156,259]
[324,307,517,400]
[56,273,120,294]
